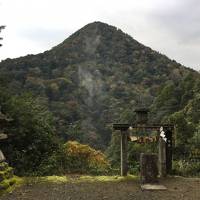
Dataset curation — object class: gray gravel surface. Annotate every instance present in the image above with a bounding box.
[1,177,199,200]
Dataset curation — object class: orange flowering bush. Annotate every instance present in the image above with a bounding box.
[64,141,111,174]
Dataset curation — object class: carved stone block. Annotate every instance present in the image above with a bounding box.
[140,153,158,184]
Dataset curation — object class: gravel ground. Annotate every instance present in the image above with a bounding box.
[1,176,199,200]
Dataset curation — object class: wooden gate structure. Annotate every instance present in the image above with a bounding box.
[113,108,174,176]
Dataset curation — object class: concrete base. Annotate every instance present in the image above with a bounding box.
[141,184,167,191]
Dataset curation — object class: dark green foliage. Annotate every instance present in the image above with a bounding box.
[38,141,111,175]
[0,89,59,175]
[0,22,200,176]
[106,132,121,168]
[149,72,200,176]
[151,72,200,122]
[0,161,16,195]
[172,160,200,177]
[0,22,196,150]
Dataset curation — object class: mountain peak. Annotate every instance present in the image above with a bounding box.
[51,21,141,63]
[80,21,119,31]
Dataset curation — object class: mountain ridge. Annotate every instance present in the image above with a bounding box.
[0,21,199,149]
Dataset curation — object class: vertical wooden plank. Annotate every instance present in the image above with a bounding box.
[158,136,166,177]
[165,130,172,174]
[121,131,128,176]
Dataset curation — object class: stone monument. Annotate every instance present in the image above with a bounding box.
[140,153,158,184]
[0,109,15,192]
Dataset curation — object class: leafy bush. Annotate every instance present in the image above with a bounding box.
[38,141,112,176]
[172,160,200,177]
[0,92,59,176]
[128,160,140,175]
[63,141,111,175]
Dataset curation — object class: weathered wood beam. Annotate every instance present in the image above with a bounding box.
[113,124,130,131]
[158,136,167,177]
[113,123,174,131]
[121,131,128,176]
[165,130,173,174]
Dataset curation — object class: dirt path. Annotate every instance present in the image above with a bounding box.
[1,176,199,200]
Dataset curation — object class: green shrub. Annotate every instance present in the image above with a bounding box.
[38,141,112,176]
[63,141,111,175]
[0,93,59,176]
[172,160,200,177]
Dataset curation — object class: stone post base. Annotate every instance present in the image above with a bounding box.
[140,153,158,184]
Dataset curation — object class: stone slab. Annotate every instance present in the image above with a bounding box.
[0,150,5,162]
[0,133,8,140]
[141,184,167,191]
[140,153,158,184]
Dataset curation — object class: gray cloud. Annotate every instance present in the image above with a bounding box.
[152,0,200,45]
[18,28,72,47]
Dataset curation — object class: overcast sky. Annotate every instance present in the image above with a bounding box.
[0,0,199,71]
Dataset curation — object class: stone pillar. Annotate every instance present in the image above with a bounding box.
[158,137,167,177]
[120,131,128,176]
[140,153,158,184]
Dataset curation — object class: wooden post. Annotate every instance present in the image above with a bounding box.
[165,130,172,174]
[120,131,128,176]
[158,136,166,177]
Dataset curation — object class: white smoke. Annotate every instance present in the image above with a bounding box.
[78,65,105,147]
[78,66,103,107]
[84,35,101,55]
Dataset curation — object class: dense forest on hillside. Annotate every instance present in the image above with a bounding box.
[0,22,199,176]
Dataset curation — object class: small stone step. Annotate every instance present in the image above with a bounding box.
[141,184,167,190]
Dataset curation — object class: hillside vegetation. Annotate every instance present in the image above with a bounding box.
[0,22,199,176]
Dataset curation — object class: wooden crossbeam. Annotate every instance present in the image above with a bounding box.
[113,123,174,131]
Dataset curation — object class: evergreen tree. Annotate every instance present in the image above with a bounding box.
[0,89,59,175]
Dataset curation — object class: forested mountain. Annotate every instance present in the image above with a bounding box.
[0,21,199,151]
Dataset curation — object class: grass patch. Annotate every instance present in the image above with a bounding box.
[0,174,138,196]
[16,174,138,185]
[78,175,137,183]
[0,176,24,196]
[25,176,70,184]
